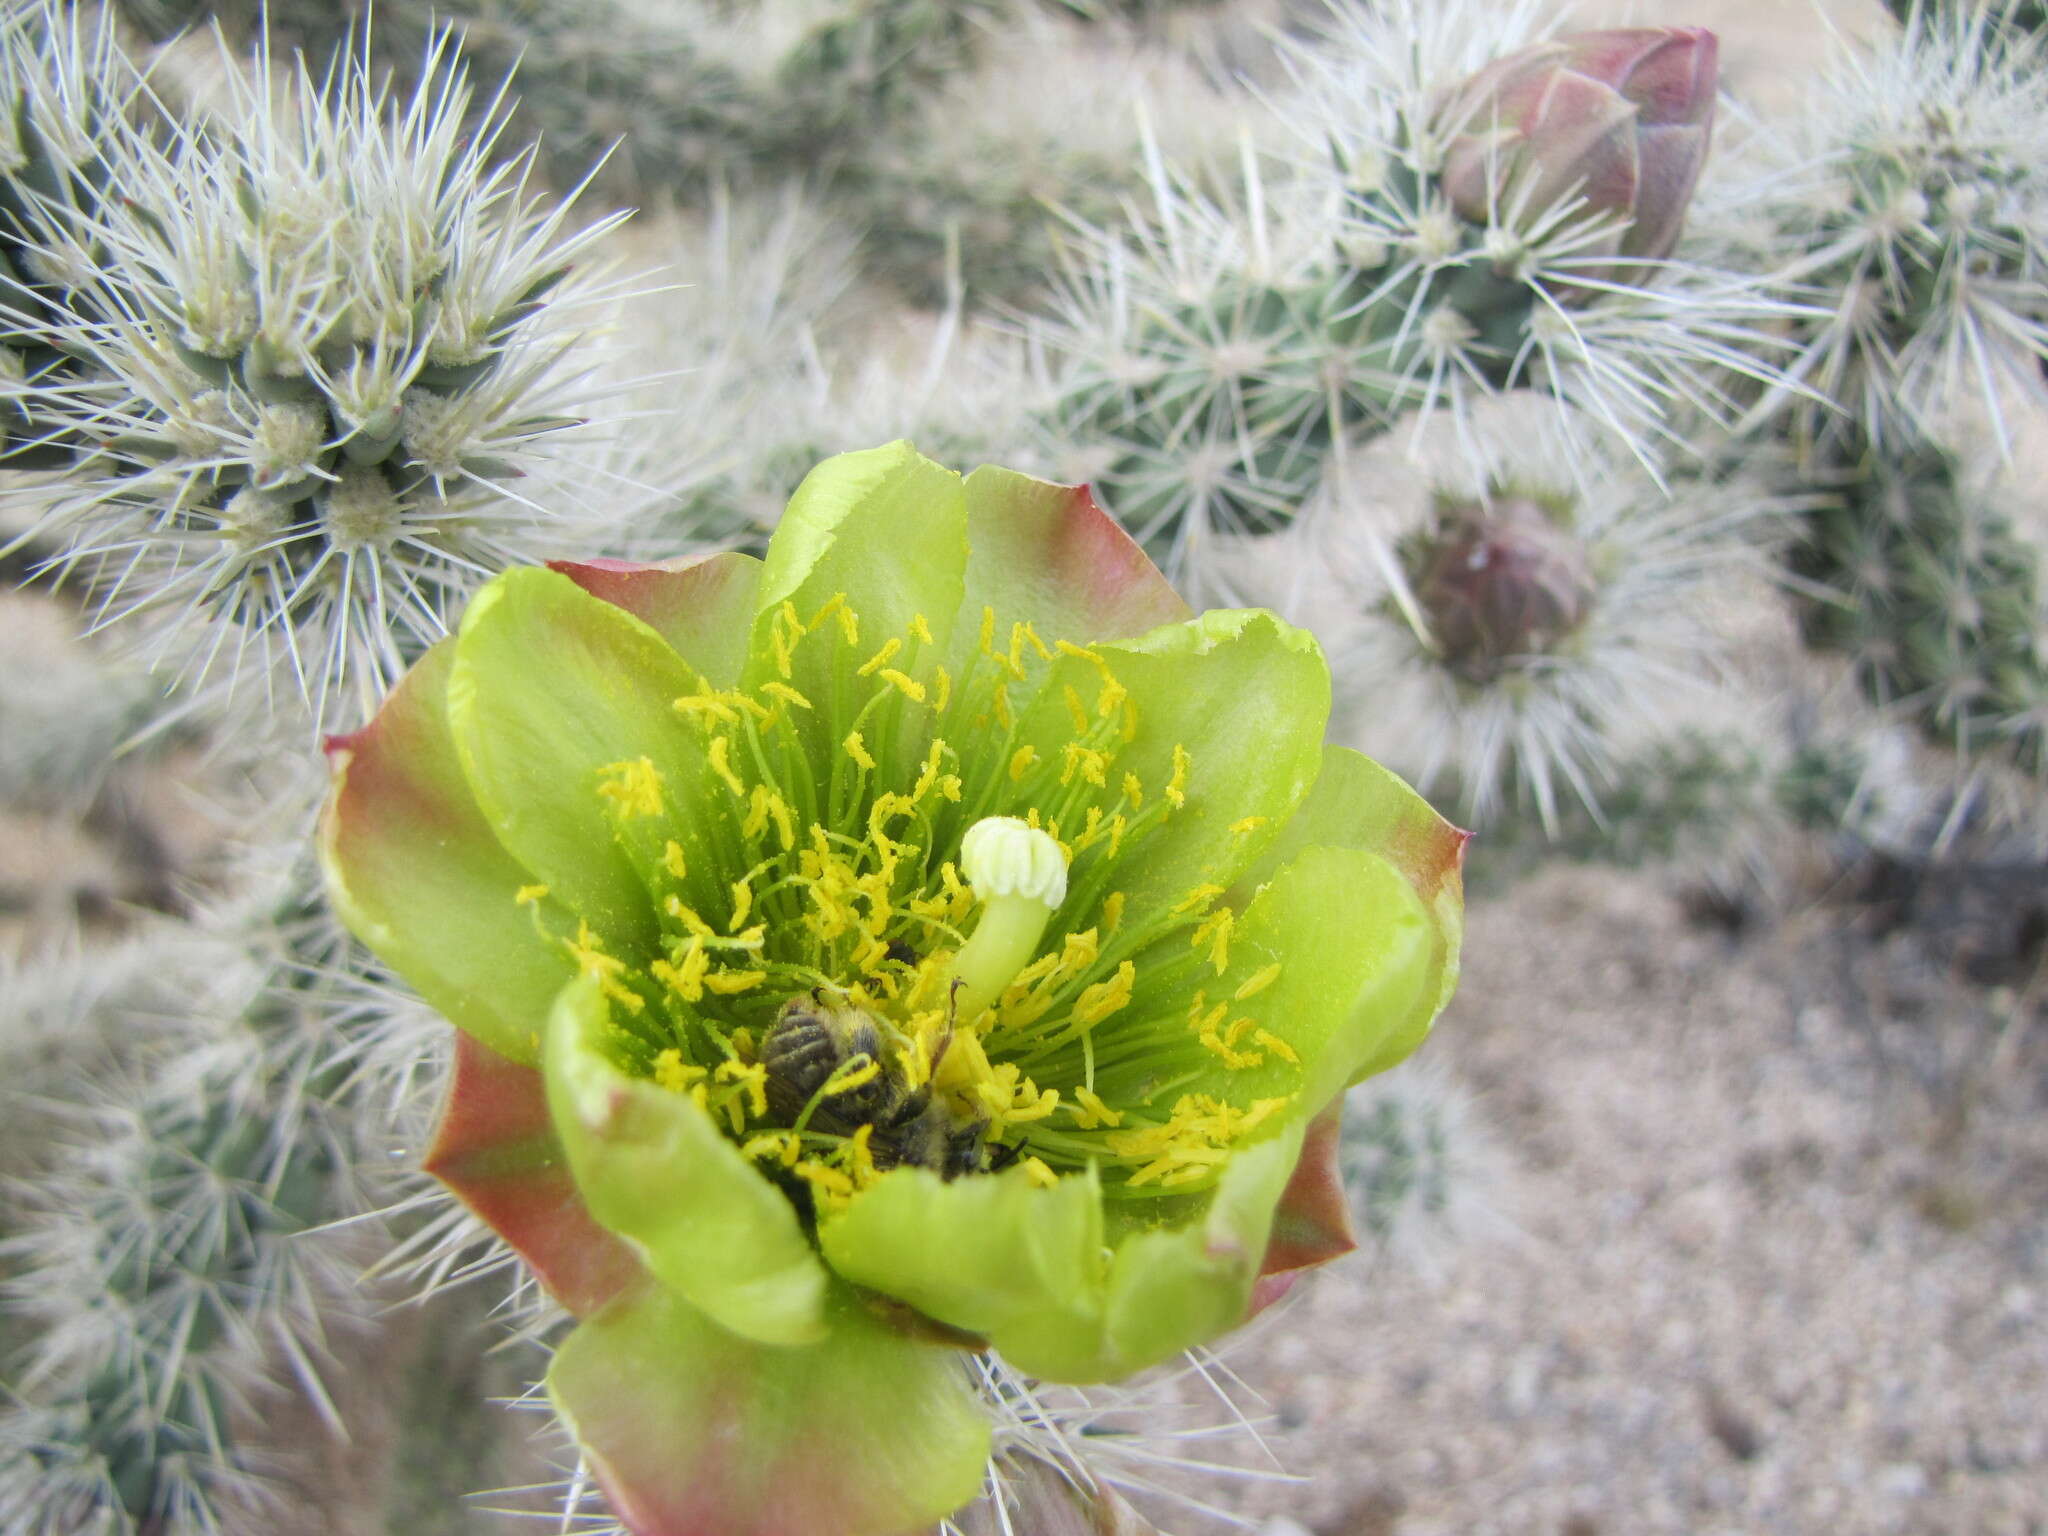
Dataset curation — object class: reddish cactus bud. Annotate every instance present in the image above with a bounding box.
[1410,495,1596,684]
[1437,27,1718,281]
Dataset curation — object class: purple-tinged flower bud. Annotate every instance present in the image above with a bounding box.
[1410,495,1596,684]
[1437,28,1718,281]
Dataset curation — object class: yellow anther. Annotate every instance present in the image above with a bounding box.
[661,842,688,880]
[1229,815,1268,835]
[569,922,645,1014]
[857,637,901,677]
[762,681,813,712]
[703,969,766,995]
[807,591,846,632]
[1058,928,1100,974]
[654,1049,706,1094]
[1021,1156,1059,1190]
[1063,684,1090,736]
[1100,892,1125,933]
[991,682,1014,730]
[823,1057,881,1098]
[794,1161,855,1207]
[1253,1028,1300,1065]
[1096,677,1128,718]
[596,757,664,820]
[1061,743,1108,787]
[707,735,745,796]
[878,667,926,704]
[716,1058,770,1118]
[729,879,753,929]
[843,731,875,772]
[1072,960,1136,1026]
[846,1123,878,1183]
[933,666,952,713]
[674,690,740,726]
[1192,907,1234,973]
[743,1130,802,1167]
[1235,963,1282,1001]
[909,613,935,646]
[1071,1085,1123,1129]
[978,607,997,657]
[515,884,549,906]
[1164,744,1191,807]
[1008,745,1039,782]
[652,938,709,1003]
[1187,993,1229,1037]
[1121,772,1144,809]
[1173,884,1225,916]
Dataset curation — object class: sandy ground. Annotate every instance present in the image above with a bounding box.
[1223,863,2047,1536]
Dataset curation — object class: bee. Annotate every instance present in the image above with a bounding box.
[758,989,991,1180]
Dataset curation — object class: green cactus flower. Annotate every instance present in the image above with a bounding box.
[320,441,1465,1536]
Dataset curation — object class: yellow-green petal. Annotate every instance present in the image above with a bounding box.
[1010,608,1329,917]
[544,977,829,1346]
[820,1123,1302,1383]
[320,637,576,1064]
[550,1281,990,1536]
[447,566,730,954]
[1232,745,1468,1078]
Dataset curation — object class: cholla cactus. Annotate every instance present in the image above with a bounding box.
[1033,0,1795,577]
[8,27,627,723]
[1735,2,2048,452]
[0,0,133,467]
[1788,443,2046,785]
[0,842,421,1536]
[1264,401,1762,832]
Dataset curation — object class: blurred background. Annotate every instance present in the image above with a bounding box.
[1,0,2042,1532]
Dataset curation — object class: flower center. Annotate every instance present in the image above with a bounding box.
[516,593,1304,1214]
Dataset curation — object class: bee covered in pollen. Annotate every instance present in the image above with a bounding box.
[757,989,994,1183]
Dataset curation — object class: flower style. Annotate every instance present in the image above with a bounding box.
[319,442,1466,1536]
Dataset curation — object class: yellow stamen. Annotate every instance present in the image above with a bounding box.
[703,968,766,995]
[1063,684,1090,736]
[909,613,935,646]
[716,1059,770,1118]
[661,842,688,880]
[515,884,549,906]
[878,667,926,704]
[1072,960,1136,1026]
[1229,815,1268,835]
[597,756,664,820]
[654,1049,706,1093]
[1253,1028,1300,1065]
[1235,963,1282,1001]
[843,731,875,772]
[1071,1085,1123,1130]
[707,735,745,796]
[1165,744,1191,808]
[762,681,812,712]
[1022,1156,1059,1190]
[857,637,901,677]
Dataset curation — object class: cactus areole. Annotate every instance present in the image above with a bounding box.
[320,443,1466,1536]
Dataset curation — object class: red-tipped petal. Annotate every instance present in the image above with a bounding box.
[550,1283,990,1536]
[1257,1098,1358,1286]
[320,639,578,1065]
[423,1031,643,1318]
[960,465,1191,646]
[548,550,764,689]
